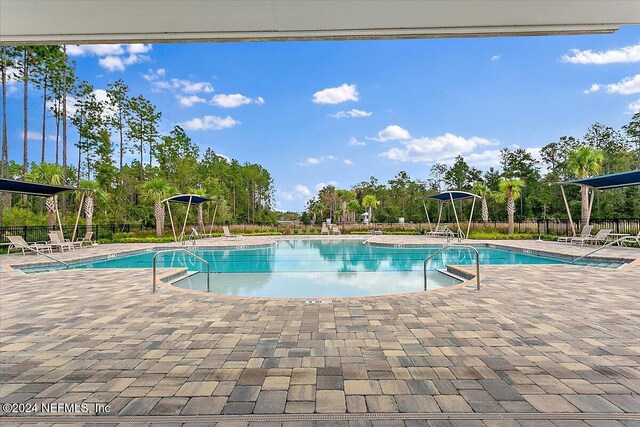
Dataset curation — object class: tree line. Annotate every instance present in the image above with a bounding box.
[1,45,275,230]
[303,116,640,233]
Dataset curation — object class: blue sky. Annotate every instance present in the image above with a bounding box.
[3,26,640,211]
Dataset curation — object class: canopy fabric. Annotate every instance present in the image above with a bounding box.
[556,170,640,190]
[161,194,212,204]
[424,191,481,202]
[0,178,78,197]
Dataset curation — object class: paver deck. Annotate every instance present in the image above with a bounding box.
[1,236,639,426]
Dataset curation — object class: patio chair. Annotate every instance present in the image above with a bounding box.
[222,226,239,238]
[572,229,612,246]
[321,224,330,235]
[55,230,84,249]
[558,225,592,243]
[75,231,93,247]
[48,231,75,252]
[623,231,640,246]
[7,236,53,255]
[331,224,341,235]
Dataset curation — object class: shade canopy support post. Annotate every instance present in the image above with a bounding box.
[422,199,432,231]
[166,201,177,242]
[180,196,193,244]
[72,191,85,241]
[586,187,596,226]
[449,192,461,237]
[436,202,443,230]
[209,199,220,235]
[55,198,64,235]
[466,196,476,238]
[559,185,576,237]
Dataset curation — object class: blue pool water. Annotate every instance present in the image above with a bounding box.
[61,239,609,298]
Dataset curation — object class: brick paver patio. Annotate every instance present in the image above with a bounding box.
[1,237,639,425]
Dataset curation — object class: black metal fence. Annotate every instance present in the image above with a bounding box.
[0,224,146,244]
[1,218,639,244]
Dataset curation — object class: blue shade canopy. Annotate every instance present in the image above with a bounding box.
[0,178,78,197]
[556,170,640,190]
[424,191,481,202]
[162,194,212,204]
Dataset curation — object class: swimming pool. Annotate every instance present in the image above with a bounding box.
[56,239,620,298]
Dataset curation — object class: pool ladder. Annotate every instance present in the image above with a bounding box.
[423,244,480,291]
[152,249,210,293]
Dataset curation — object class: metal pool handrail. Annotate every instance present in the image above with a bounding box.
[152,249,210,293]
[39,251,70,268]
[572,235,629,264]
[423,244,480,291]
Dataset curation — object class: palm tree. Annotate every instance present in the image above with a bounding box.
[190,188,208,232]
[347,199,360,223]
[362,194,381,224]
[494,178,524,234]
[27,162,63,227]
[566,146,604,227]
[142,178,173,237]
[472,182,492,222]
[78,180,108,234]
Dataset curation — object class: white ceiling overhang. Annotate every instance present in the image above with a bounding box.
[1,0,639,45]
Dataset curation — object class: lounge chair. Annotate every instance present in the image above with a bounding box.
[572,229,612,246]
[48,231,75,251]
[331,224,341,235]
[222,226,239,238]
[7,236,52,255]
[622,231,640,246]
[321,224,330,235]
[75,231,93,247]
[370,230,383,235]
[558,225,592,243]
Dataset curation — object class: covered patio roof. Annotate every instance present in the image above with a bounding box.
[161,194,212,204]
[0,178,78,197]
[425,190,481,202]
[556,170,640,190]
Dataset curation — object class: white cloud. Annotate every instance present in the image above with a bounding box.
[331,109,372,119]
[177,95,206,108]
[179,115,240,131]
[628,99,640,114]
[68,44,152,72]
[153,78,214,94]
[99,56,126,72]
[298,157,321,166]
[585,74,640,96]
[348,137,366,146]
[142,68,166,81]
[93,89,109,104]
[464,149,502,169]
[278,185,311,201]
[561,42,640,64]
[315,181,338,191]
[210,93,265,108]
[584,83,602,94]
[20,131,42,141]
[343,159,354,165]
[298,155,340,166]
[604,74,640,95]
[66,44,125,56]
[127,43,153,54]
[312,83,359,104]
[379,132,497,163]
[490,55,501,61]
[370,125,411,142]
